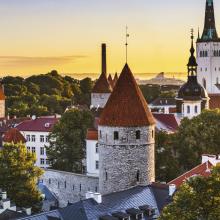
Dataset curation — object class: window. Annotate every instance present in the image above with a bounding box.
[49,179,51,184]
[187,106,190,114]
[58,182,60,189]
[31,135,36,142]
[72,185,74,190]
[80,184,82,192]
[40,158,45,165]
[136,130,140,140]
[40,135,44,142]
[203,78,206,89]
[105,171,108,181]
[26,135,30,142]
[27,146,30,151]
[99,130,102,139]
[95,187,98,192]
[40,147,44,155]
[200,51,203,57]
[136,170,140,182]
[195,106,198,114]
[95,161,99,170]
[64,181,66,188]
[114,131,119,140]
[95,143,98,153]
[32,147,36,153]
[45,136,49,143]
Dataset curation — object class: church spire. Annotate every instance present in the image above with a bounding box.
[187,30,198,76]
[201,0,219,41]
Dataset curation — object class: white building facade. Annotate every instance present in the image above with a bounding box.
[197,0,220,95]
[16,116,59,168]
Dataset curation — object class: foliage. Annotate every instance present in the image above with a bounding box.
[0,142,43,212]
[160,165,220,220]
[156,109,220,183]
[46,109,94,173]
[3,70,94,117]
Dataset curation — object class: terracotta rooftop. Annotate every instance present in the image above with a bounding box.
[16,116,59,132]
[86,128,98,140]
[209,94,220,109]
[168,161,213,187]
[0,85,5,100]
[3,128,26,144]
[92,73,112,93]
[99,64,155,127]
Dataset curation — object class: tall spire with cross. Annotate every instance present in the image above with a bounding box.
[187,29,198,76]
[200,0,219,41]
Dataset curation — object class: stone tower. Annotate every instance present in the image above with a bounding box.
[0,85,5,118]
[91,44,112,109]
[98,64,155,195]
[176,33,209,119]
[197,0,220,94]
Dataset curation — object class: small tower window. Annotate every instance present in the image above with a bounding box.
[105,171,108,181]
[136,170,140,182]
[114,131,119,140]
[99,130,102,138]
[95,143,98,153]
[80,184,82,192]
[136,130,141,139]
[200,51,203,57]
[187,106,190,114]
[95,161,99,170]
[203,78,206,88]
[195,106,198,114]
[64,181,67,188]
[49,178,51,184]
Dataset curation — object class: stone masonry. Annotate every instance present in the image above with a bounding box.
[98,125,155,195]
[42,169,99,207]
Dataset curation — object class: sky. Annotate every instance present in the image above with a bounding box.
[0,0,219,78]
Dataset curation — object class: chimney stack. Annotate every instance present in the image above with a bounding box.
[101,43,107,75]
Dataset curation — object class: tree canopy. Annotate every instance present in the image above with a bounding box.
[156,109,220,183]
[0,142,43,212]
[160,165,220,220]
[46,109,94,173]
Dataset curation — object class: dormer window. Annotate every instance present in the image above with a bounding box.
[114,131,119,140]
[136,130,140,140]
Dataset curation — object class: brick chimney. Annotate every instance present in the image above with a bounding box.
[101,44,107,75]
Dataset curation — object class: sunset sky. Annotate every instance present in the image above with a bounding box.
[0,0,219,78]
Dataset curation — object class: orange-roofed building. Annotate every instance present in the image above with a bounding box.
[91,44,112,109]
[98,63,156,195]
[3,128,26,144]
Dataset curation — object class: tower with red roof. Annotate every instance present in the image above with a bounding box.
[98,64,155,195]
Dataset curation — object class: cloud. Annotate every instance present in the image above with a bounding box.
[0,55,87,67]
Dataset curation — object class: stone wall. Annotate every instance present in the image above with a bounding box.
[91,93,111,108]
[42,169,99,207]
[98,125,155,195]
[0,100,5,118]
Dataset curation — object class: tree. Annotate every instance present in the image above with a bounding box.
[0,142,43,212]
[46,109,94,173]
[160,165,220,220]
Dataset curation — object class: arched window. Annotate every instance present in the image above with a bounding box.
[202,51,205,57]
[203,78,207,89]
[114,131,119,140]
[136,170,140,182]
[187,106,190,114]
[136,130,140,139]
[200,51,203,57]
[205,51,208,57]
[195,106,198,114]
[214,50,216,56]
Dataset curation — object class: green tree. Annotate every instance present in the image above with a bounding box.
[46,109,94,173]
[160,165,220,220]
[0,142,43,212]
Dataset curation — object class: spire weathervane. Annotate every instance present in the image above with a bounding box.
[125,26,129,63]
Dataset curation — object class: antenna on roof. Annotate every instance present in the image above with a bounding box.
[125,26,129,63]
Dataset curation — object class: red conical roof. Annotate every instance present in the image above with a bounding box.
[99,64,155,127]
[3,128,26,144]
[92,73,112,93]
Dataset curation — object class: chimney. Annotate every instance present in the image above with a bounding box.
[93,193,102,204]
[169,184,176,196]
[101,43,107,75]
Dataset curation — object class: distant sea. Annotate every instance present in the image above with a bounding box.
[62,72,187,81]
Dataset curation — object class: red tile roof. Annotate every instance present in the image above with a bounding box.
[3,128,26,144]
[209,94,220,109]
[153,113,179,132]
[16,117,59,132]
[92,73,112,93]
[168,161,213,187]
[0,85,5,100]
[99,64,155,127]
[86,129,98,140]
